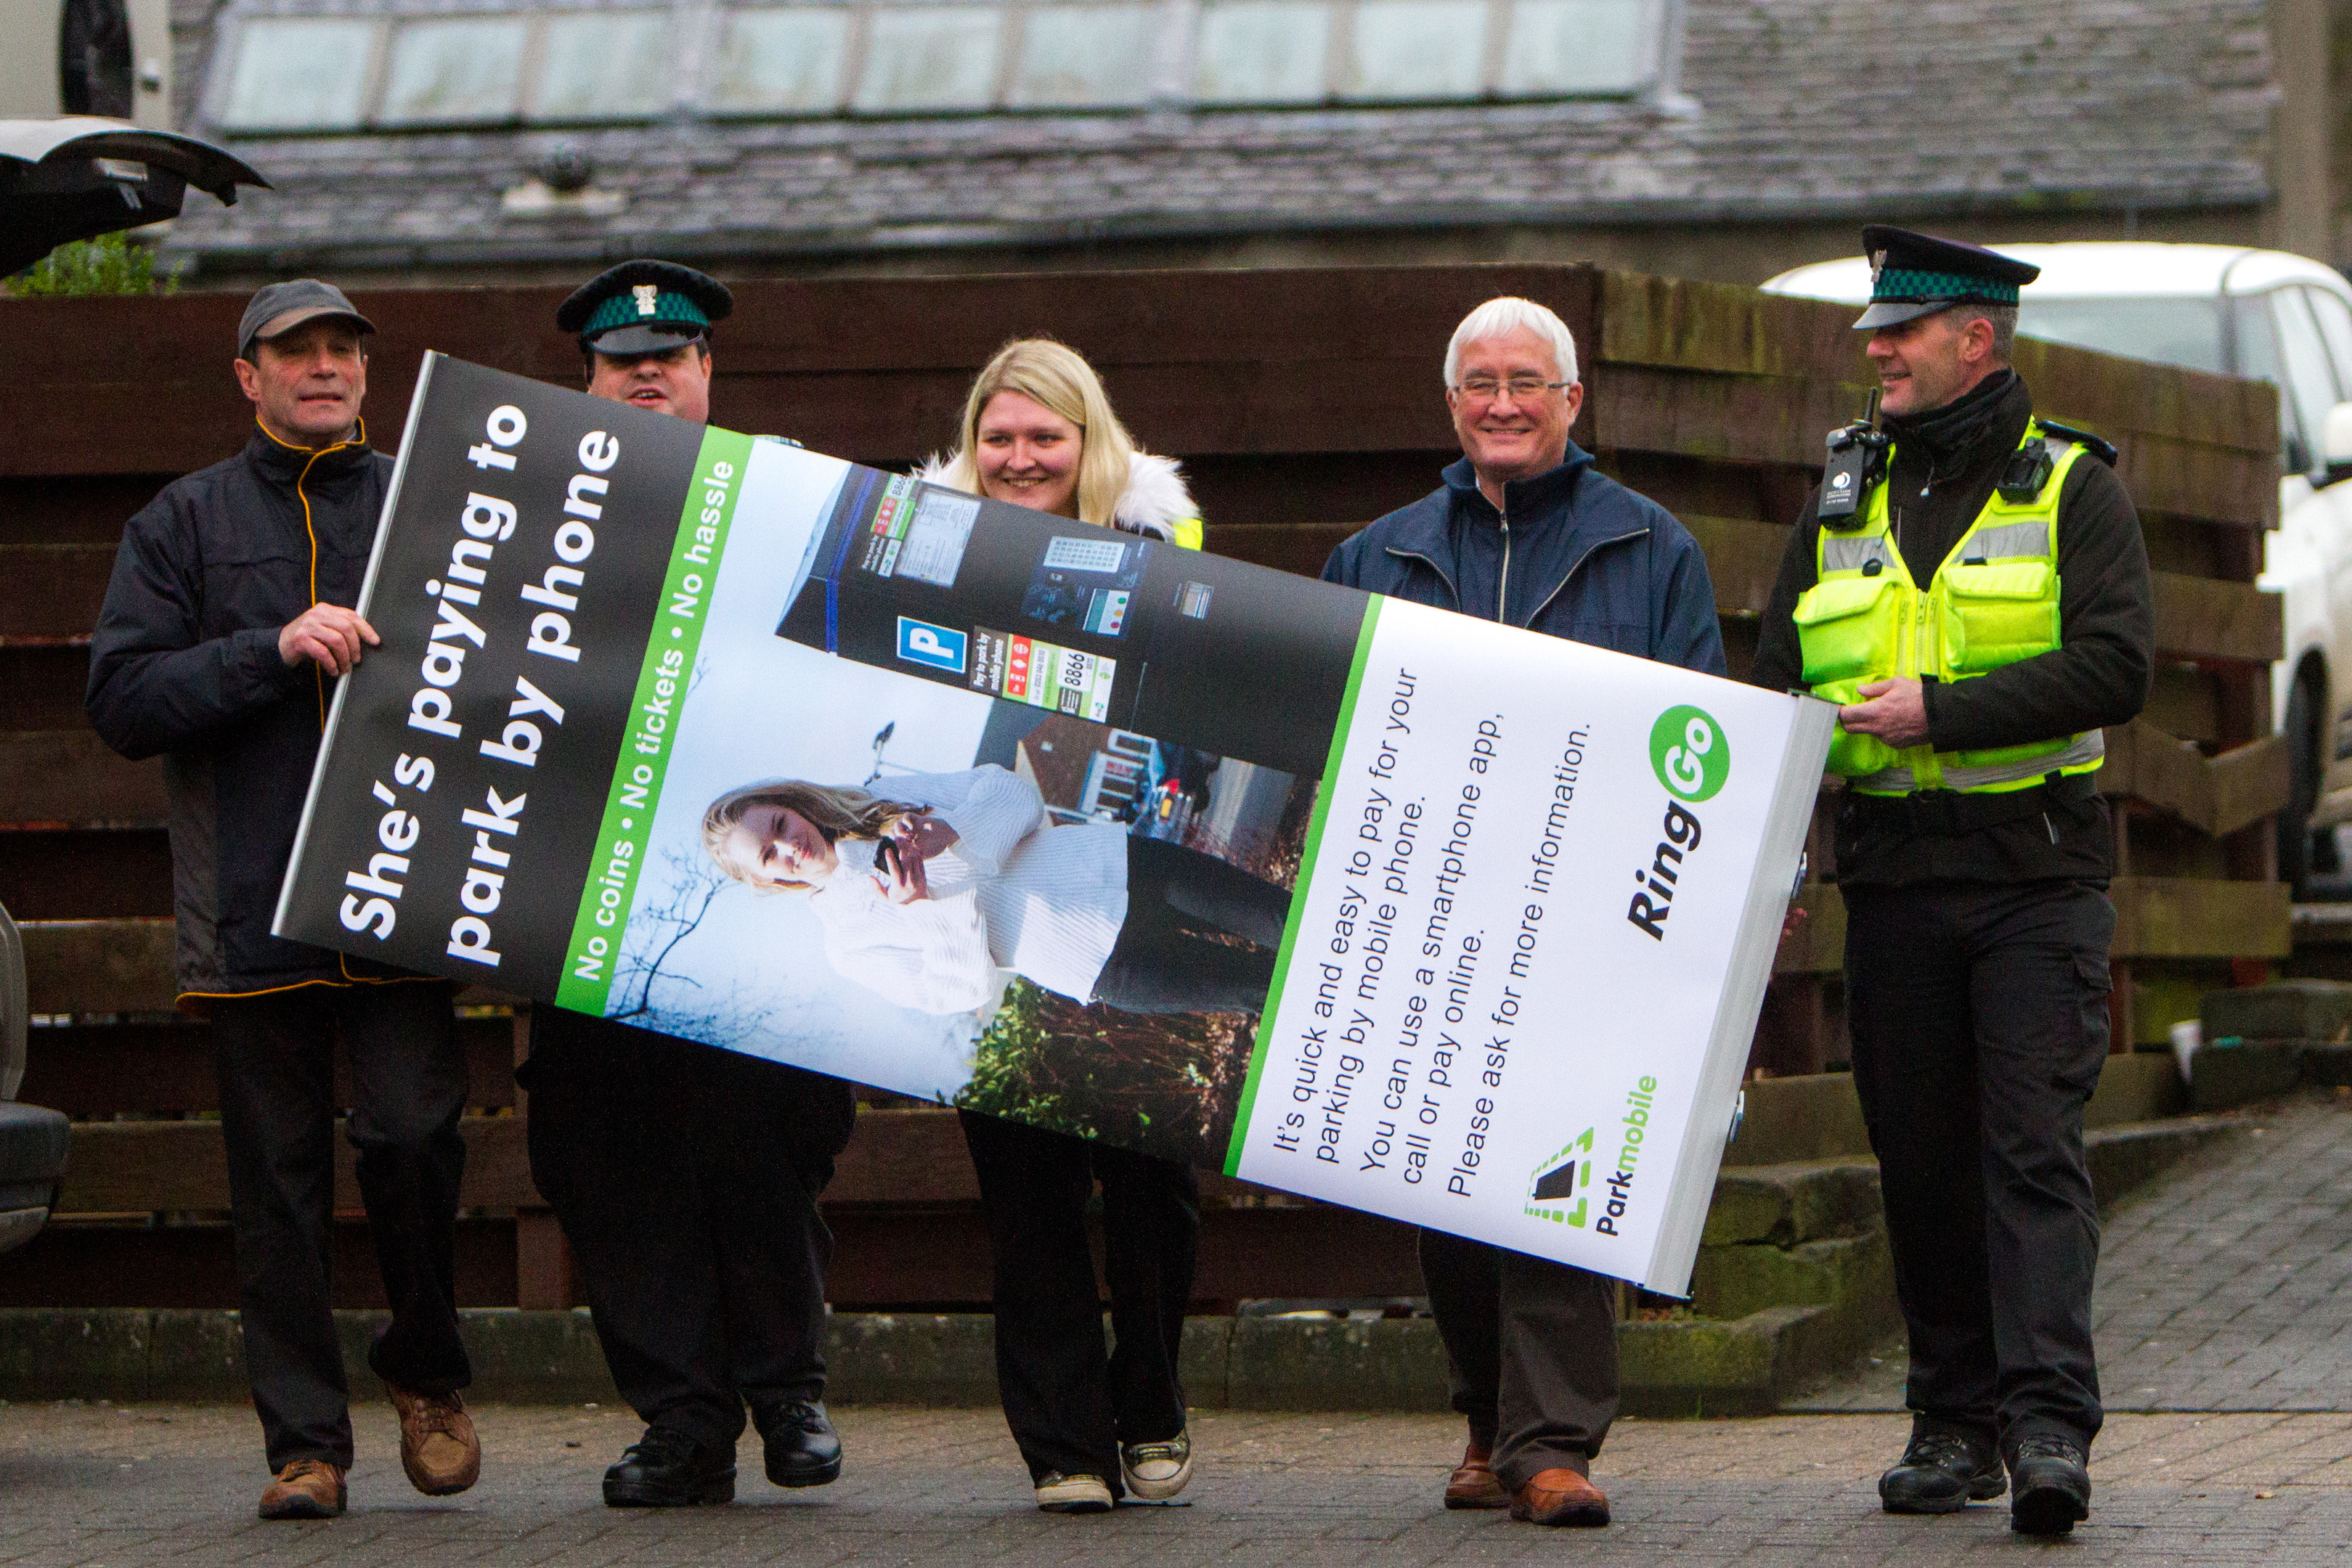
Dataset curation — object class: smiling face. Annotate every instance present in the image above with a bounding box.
[588,340,713,422]
[725,802,840,889]
[974,391,1083,517]
[1865,308,1997,417]
[1446,326,1583,490]
[235,319,367,449]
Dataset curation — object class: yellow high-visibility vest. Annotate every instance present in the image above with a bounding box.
[1792,420,2105,793]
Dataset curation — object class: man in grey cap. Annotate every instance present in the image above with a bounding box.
[88,279,484,1522]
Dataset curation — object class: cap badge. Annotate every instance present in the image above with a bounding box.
[1869,250,1887,285]
[632,285,659,317]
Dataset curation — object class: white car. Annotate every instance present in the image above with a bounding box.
[1765,243,2352,895]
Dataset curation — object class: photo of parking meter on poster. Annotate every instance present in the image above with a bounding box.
[274,355,1834,1294]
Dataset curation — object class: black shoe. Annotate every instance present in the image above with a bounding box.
[1879,1429,2004,1514]
[602,1425,736,1508]
[754,1399,842,1488]
[2009,1434,2091,1536]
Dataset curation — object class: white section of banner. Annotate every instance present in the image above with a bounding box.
[1232,598,1832,1294]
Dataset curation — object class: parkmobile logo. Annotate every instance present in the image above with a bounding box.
[1526,1128,1596,1227]
[1527,1079,1661,1238]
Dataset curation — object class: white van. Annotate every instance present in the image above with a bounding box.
[1765,244,2352,896]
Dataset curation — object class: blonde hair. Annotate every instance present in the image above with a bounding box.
[927,338,1142,530]
[703,779,924,891]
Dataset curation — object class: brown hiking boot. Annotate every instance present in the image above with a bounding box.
[388,1383,481,1496]
[259,1458,346,1519]
[1510,1466,1610,1527]
[1444,1442,1510,1509]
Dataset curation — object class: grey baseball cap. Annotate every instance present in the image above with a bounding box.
[238,279,375,355]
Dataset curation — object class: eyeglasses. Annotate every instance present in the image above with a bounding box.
[1452,376,1571,401]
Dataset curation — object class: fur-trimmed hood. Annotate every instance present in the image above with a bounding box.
[913,450,1199,542]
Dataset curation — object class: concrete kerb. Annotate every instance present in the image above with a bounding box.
[0,1114,2243,1416]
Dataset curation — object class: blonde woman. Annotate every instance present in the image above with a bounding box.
[919,337,1203,548]
[703,766,1286,1016]
[932,338,1213,1514]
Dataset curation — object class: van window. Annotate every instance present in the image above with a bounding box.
[2230,295,2302,475]
[2014,297,2226,374]
[2306,287,2352,399]
[2273,289,2335,475]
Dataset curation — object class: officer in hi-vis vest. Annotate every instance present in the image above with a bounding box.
[1751,229,2152,1537]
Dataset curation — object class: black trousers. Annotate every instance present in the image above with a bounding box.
[1418,1228,1620,1489]
[521,1010,858,1450]
[211,980,471,1472]
[1844,878,2115,1455]
[959,1109,1197,1492]
[1092,836,1290,1015]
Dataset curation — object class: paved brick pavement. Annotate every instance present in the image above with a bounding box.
[7,1402,2352,1567]
[1798,1093,2352,1417]
[12,1098,2352,1563]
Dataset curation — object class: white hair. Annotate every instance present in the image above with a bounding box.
[1444,296,1579,387]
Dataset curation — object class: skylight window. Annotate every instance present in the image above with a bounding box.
[854,7,1004,112]
[217,17,376,131]
[1500,0,1653,96]
[536,13,676,121]
[709,8,857,114]
[1193,0,1328,103]
[378,17,529,125]
[1343,0,1489,100]
[206,0,1672,134]
[1010,4,1158,108]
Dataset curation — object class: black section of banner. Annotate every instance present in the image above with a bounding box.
[277,357,706,996]
[778,481,1363,780]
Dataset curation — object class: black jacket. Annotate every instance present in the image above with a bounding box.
[1749,373,2154,884]
[1321,445,1725,676]
[86,425,409,997]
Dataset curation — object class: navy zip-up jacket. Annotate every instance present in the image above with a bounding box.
[86,425,416,1000]
[1320,443,1726,677]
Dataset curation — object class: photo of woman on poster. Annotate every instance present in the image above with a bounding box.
[701,763,1290,1017]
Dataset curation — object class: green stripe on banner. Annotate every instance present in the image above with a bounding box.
[554,425,755,1016]
[1222,593,1384,1177]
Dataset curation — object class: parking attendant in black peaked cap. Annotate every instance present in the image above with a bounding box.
[521,258,861,1511]
[1749,227,2154,1537]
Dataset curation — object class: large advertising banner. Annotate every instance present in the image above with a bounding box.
[276,355,1835,1294]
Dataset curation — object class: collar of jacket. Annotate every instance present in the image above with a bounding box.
[1886,371,2030,470]
[246,417,374,484]
[1439,441,1596,528]
[1382,441,1641,606]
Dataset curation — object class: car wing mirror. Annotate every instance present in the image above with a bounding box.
[2325,402,2352,487]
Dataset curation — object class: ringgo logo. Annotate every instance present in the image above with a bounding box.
[1648,705,1729,803]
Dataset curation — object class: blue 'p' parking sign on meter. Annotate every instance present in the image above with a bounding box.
[896,616,967,673]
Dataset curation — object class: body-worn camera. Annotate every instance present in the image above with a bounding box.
[1817,389,1889,529]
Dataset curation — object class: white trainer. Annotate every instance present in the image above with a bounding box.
[1035,1471,1115,1513]
[1120,1431,1193,1500]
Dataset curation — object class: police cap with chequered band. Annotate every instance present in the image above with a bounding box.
[556,259,734,356]
[1852,226,2041,330]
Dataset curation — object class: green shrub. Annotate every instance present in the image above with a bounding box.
[6,232,178,297]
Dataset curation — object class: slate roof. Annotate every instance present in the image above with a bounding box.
[158,0,2279,273]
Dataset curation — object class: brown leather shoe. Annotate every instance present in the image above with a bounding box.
[1510,1466,1610,1527]
[388,1383,482,1497]
[1444,1442,1510,1509]
[258,1458,346,1519]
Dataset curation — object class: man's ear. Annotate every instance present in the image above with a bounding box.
[233,355,261,404]
[1959,314,1996,367]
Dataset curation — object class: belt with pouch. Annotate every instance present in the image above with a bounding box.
[1841,772,2097,838]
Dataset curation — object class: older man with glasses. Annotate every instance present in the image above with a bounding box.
[1322,295,1724,1528]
